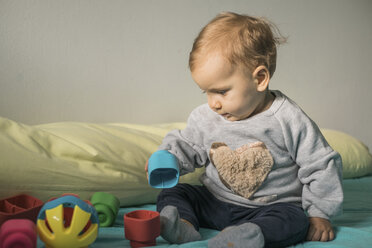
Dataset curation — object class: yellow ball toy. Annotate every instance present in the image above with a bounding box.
[37,195,99,248]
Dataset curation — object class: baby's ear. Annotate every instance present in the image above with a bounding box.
[253,66,270,92]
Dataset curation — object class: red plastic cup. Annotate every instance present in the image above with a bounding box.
[0,219,37,248]
[124,210,160,248]
[0,194,43,226]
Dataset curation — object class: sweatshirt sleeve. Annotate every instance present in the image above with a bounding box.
[158,107,209,176]
[280,105,343,220]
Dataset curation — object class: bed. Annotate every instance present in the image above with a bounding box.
[0,116,371,247]
[96,176,372,248]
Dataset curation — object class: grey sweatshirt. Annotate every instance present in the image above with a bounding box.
[159,90,343,220]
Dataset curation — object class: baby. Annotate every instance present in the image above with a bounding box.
[146,12,343,248]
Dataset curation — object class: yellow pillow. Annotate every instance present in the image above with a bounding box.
[321,129,372,179]
[0,117,201,206]
[1,117,371,207]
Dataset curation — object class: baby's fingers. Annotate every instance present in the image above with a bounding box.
[306,227,314,241]
[311,230,322,241]
[320,231,329,242]
[145,160,149,181]
[329,230,335,241]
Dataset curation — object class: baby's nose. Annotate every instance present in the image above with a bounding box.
[208,96,222,111]
[211,101,222,111]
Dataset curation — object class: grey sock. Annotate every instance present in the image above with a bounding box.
[208,222,264,248]
[159,205,202,244]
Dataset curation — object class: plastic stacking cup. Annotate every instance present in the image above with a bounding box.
[124,210,160,248]
[0,219,37,248]
[148,150,179,188]
[90,192,120,227]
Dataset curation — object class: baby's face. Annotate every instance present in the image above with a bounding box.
[191,54,266,121]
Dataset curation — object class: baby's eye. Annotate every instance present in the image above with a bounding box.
[217,90,227,95]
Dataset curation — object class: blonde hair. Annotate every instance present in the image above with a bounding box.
[189,12,286,77]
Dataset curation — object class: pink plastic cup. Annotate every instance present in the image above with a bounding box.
[0,219,37,248]
[124,210,160,248]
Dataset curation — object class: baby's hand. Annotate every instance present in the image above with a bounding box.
[145,159,149,181]
[306,217,334,242]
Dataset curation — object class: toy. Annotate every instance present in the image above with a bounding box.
[209,141,274,199]
[0,219,37,248]
[124,210,160,248]
[90,192,120,227]
[0,194,43,226]
[148,150,180,188]
[37,194,99,248]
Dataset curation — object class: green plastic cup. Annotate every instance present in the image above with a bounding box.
[90,192,120,227]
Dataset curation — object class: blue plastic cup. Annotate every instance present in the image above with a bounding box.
[148,150,179,188]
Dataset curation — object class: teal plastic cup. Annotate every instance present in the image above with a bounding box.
[148,150,179,188]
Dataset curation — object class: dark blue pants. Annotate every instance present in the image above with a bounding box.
[157,184,309,248]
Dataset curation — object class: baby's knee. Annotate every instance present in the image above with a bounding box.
[158,183,188,198]
[158,183,198,199]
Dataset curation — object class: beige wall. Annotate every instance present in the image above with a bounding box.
[1,0,371,149]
